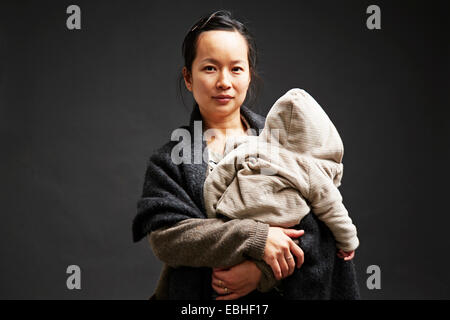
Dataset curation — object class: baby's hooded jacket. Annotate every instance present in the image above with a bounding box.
[203,88,359,252]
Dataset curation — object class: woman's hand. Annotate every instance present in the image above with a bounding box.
[211,260,261,300]
[263,227,305,280]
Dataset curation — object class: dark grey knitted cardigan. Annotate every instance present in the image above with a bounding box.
[132,103,360,300]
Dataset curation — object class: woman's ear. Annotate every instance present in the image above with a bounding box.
[182,67,193,92]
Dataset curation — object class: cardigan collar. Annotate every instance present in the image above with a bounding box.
[183,103,266,214]
[187,103,266,168]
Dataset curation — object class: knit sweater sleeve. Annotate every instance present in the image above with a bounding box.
[133,140,270,268]
[307,160,360,252]
[148,217,268,268]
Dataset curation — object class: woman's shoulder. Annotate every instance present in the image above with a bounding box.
[144,124,193,174]
[148,124,190,156]
[241,105,266,132]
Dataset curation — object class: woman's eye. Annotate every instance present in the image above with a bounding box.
[204,66,242,72]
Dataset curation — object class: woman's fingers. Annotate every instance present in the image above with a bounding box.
[211,260,262,300]
[277,251,290,279]
[284,252,296,275]
[212,269,228,282]
[289,240,305,268]
[283,229,305,269]
[264,227,306,279]
[212,272,235,290]
[211,282,221,293]
[212,282,232,295]
[211,275,225,289]
[282,229,304,238]
[212,274,233,294]
[282,246,295,276]
[268,257,283,280]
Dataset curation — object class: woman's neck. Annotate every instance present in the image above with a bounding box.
[203,111,247,138]
[202,109,248,155]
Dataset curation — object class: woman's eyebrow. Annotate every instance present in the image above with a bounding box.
[200,58,245,64]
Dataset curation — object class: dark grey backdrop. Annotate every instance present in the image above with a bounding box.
[0,0,448,299]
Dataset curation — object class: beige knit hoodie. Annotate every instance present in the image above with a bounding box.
[203,88,359,252]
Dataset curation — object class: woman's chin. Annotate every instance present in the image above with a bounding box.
[209,102,236,113]
[199,100,241,118]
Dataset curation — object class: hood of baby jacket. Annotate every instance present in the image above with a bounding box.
[259,88,345,185]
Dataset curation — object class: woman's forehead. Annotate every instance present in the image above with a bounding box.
[195,30,248,63]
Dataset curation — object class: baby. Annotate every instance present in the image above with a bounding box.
[203,88,359,260]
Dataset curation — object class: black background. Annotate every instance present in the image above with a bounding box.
[0,0,448,299]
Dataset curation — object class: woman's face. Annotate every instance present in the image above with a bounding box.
[183,30,251,122]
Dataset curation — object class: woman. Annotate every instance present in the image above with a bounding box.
[132,10,360,300]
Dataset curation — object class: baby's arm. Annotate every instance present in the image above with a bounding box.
[306,160,359,254]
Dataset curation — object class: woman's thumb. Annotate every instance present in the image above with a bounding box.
[282,229,305,238]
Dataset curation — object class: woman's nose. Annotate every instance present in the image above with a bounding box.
[216,71,232,89]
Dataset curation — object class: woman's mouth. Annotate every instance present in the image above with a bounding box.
[213,96,234,104]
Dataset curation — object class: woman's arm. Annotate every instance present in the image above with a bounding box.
[149,217,304,277]
[148,217,268,268]
[149,218,304,297]
[135,143,302,292]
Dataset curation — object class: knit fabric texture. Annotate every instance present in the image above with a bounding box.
[132,101,360,300]
[203,89,359,252]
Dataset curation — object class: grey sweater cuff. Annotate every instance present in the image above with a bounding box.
[253,260,281,293]
[247,221,269,260]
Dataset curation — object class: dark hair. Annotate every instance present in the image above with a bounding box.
[178,10,262,110]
